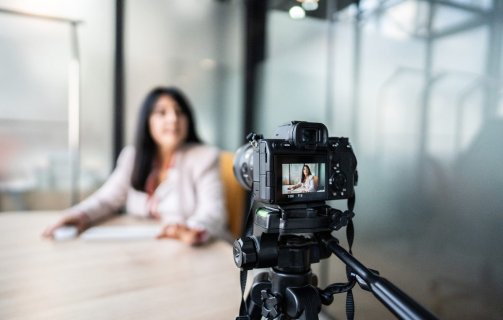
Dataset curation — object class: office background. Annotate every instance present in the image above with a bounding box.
[0,0,502,319]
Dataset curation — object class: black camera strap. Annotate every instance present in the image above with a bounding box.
[236,194,255,320]
[345,194,356,320]
[236,270,250,320]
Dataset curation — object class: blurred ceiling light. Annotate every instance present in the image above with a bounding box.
[300,0,319,11]
[289,6,306,19]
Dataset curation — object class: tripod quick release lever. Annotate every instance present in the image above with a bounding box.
[233,237,257,270]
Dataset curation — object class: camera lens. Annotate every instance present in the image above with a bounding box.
[233,143,254,191]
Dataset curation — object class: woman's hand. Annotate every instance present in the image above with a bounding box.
[157,224,207,246]
[42,212,90,239]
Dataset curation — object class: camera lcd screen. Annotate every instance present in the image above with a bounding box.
[274,155,327,203]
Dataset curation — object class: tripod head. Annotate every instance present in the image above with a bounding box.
[233,203,438,320]
[233,202,350,271]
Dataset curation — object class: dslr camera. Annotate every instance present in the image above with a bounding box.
[234,121,357,204]
[233,121,358,236]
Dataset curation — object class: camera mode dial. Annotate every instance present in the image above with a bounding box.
[329,167,347,195]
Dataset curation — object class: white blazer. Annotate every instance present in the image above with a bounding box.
[66,143,228,239]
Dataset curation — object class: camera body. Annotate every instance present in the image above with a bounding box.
[244,121,357,205]
[232,121,359,269]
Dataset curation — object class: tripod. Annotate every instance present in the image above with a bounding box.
[236,232,438,320]
[245,235,324,319]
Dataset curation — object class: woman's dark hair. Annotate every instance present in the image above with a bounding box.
[301,165,312,183]
[131,86,202,191]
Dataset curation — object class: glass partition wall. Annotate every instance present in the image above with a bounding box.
[0,1,115,212]
[0,10,80,211]
[258,0,502,319]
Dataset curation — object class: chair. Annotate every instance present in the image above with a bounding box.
[219,151,247,239]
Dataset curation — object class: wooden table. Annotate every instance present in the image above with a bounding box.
[0,212,242,320]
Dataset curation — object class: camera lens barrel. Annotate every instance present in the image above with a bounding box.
[233,144,254,191]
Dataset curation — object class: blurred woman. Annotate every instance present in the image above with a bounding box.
[43,87,227,245]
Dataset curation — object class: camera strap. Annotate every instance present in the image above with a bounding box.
[236,195,255,320]
[236,270,250,320]
[345,194,356,320]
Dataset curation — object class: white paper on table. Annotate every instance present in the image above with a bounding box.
[80,225,161,241]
